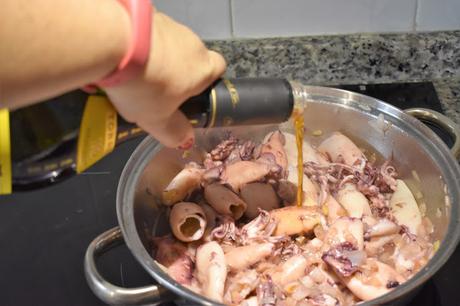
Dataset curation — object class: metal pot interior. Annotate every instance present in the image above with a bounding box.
[117,86,460,305]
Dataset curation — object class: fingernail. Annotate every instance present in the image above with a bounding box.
[177,137,194,150]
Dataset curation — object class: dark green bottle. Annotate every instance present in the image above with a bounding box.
[0,78,295,194]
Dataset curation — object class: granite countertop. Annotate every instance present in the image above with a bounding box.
[207,31,460,124]
[433,78,460,124]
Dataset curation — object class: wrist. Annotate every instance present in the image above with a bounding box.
[87,0,153,90]
[104,0,132,76]
[81,0,132,84]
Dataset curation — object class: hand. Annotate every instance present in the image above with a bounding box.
[104,12,227,149]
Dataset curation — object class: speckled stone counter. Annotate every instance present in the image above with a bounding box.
[207,31,460,124]
[433,78,460,124]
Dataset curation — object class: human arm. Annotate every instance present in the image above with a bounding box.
[0,0,226,148]
[0,0,130,109]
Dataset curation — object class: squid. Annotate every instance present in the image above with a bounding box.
[283,132,326,207]
[261,130,288,176]
[221,160,271,191]
[322,242,366,277]
[286,168,320,207]
[195,241,227,303]
[323,194,347,223]
[198,203,219,238]
[342,259,405,301]
[169,202,207,242]
[324,217,364,251]
[224,270,260,305]
[283,132,329,166]
[391,233,432,278]
[318,132,366,167]
[365,234,399,257]
[162,162,203,205]
[257,275,277,306]
[155,131,435,304]
[269,206,321,236]
[336,183,372,218]
[239,210,277,243]
[288,270,344,305]
[225,243,274,271]
[271,254,309,286]
[152,236,193,285]
[240,183,280,218]
[276,179,297,205]
[204,183,247,220]
[276,177,318,207]
[390,179,422,234]
[365,219,400,238]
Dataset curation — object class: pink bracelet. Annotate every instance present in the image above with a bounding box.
[84,0,153,91]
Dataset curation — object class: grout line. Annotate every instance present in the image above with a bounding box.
[229,0,235,38]
[413,0,419,32]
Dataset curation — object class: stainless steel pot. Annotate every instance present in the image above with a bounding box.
[84,86,460,306]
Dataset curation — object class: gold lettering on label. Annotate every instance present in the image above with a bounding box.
[209,89,217,128]
[117,131,129,140]
[131,127,142,134]
[60,158,73,166]
[106,111,116,152]
[76,96,117,173]
[44,163,58,171]
[223,79,239,108]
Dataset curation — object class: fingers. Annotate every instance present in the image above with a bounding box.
[187,50,227,98]
[135,48,223,148]
[138,50,225,149]
[106,11,227,149]
[140,110,194,149]
[208,50,227,80]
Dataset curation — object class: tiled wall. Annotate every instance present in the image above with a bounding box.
[153,0,460,39]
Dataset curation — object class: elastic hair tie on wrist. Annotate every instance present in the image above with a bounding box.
[83,0,153,93]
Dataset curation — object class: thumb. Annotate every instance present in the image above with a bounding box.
[208,50,227,80]
[140,110,195,149]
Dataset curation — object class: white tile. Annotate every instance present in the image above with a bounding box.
[152,0,232,39]
[232,0,417,38]
[416,0,460,31]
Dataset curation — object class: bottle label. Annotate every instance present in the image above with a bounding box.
[0,109,12,195]
[76,96,117,173]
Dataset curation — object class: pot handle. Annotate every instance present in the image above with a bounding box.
[84,227,174,305]
[405,108,460,160]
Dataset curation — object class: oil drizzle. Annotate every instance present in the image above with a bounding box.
[294,109,304,207]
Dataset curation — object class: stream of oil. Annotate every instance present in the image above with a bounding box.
[294,111,304,207]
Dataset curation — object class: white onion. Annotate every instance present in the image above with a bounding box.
[317,283,341,300]
[368,219,399,237]
[343,250,366,267]
[291,284,312,301]
[299,276,315,288]
[309,267,326,284]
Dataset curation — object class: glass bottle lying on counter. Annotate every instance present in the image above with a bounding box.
[1,78,307,194]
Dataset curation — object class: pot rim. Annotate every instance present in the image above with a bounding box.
[116,85,460,305]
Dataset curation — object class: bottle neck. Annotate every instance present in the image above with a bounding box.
[289,81,311,118]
